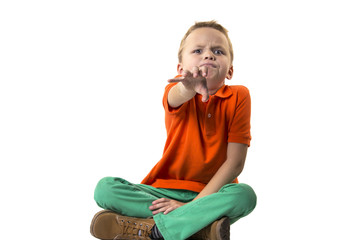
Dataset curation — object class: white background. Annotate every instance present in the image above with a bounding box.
[1,0,359,239]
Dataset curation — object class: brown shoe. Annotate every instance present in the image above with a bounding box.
[188,217,230,240]
[90,210,155,240]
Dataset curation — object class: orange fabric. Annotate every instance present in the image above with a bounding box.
[141,82,251,192]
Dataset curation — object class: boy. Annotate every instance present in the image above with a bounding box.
[90,21,256,240]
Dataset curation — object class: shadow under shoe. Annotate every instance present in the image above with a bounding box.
[90,210,155,240]
[187,217,230,240]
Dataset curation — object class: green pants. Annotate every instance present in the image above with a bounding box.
[94,177,256,240]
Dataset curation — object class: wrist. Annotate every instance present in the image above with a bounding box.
[178,82,196,99]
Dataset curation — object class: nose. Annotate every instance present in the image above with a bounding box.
[204,50,215,60]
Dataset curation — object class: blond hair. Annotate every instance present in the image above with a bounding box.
[178,20,234,63]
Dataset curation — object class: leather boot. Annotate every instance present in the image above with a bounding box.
[90,210,156,240]
[187,217,230,240]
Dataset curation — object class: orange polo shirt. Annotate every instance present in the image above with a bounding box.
[141,82,251,192]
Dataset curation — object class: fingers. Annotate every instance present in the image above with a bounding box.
[200,66,208,77]
[152,198,169,205]
[163,207,175,215]
[149,198,168,213]
[201,90,209,102]
[167,69,191,83]
[151,206,170,215]
[168,76,185,83]
[149,198,186,215]
[168,66,208,83]
[192,66,208,78]
[192,66,199,78]
[150,198,168,210]
[168,78,183,83]
[149,202,166,210]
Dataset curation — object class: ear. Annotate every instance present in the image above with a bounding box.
[226,65,234,80]
[177,63,183,75]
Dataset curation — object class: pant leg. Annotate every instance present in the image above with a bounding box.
[94,177,196,218]
[94,177,157,218]
[154,183,257,240]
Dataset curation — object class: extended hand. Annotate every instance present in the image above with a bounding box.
[168,66,210,102]
[149,198,187,215]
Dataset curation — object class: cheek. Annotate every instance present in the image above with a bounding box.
[184,61,198,70]
[184,55,200,64]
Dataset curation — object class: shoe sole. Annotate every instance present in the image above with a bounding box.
[216,217,230,240]
[90,210,121,240]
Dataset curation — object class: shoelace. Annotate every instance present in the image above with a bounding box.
[113,217,152,240]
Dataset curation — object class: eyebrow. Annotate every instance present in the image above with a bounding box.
[193,45,226,49]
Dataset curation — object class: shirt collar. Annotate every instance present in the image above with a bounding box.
[212,84,233,98]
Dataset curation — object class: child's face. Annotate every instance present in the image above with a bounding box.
[178,27,233,94]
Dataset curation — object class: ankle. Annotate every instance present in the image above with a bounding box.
[149,224,164,240]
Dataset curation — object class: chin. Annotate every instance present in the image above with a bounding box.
[207,77,225,87]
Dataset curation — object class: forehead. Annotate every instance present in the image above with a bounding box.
[184,27,229,49]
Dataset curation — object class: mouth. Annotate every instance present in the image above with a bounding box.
[200,63,217,68]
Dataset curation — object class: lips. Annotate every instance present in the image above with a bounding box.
[200,63,217,68]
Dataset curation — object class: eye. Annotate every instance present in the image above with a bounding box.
[214,49,224,55]
[193,49,202,54]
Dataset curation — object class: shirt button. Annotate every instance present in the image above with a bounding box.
[208,113,212,118]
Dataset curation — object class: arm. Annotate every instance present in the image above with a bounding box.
[149,143,248,214]
[167,81,196,108]
[193,142,248,201]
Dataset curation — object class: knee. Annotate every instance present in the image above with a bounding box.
[221,183,257,217]
[94,177,117,207]
[94,177,109,204]
[237,183,257,212]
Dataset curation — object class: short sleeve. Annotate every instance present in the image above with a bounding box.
[228,86,252,146]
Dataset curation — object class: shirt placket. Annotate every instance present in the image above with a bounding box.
[205,97,216,136]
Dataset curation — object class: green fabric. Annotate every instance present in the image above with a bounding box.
[94,177,256,240]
